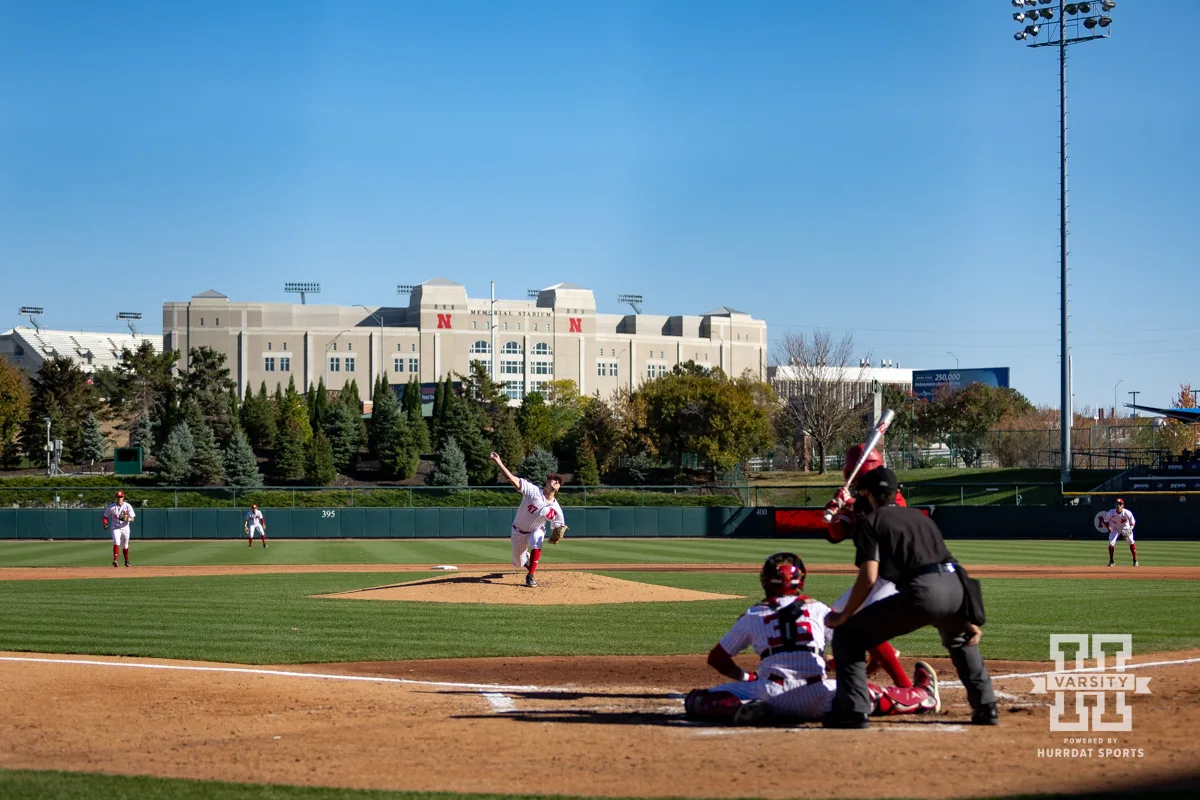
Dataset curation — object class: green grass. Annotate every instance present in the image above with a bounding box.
[4,769,1193,800]
[0,570,1196,664]
[3,538,1200,567]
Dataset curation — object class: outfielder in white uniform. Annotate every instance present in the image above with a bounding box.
[1103,498,1138,566]
[102,490,136,567]
[244,504,268,548]
[684,552,940,725]
[490,452,567,588]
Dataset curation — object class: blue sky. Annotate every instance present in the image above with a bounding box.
[1,1,1196,412]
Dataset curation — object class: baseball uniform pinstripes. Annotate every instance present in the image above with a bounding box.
[717,595,832,683]
[511,478,565,534]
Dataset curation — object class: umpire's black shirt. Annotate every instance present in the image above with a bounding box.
[853,505,955,584]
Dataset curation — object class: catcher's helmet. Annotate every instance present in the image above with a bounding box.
[844,444,884,483]
[760,552,806,597]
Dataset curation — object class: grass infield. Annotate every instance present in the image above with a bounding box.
[3,538,1200,567]
[0,769,1194,800]
[0,568,1196,663]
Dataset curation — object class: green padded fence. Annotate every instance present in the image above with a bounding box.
[0,506,769,540]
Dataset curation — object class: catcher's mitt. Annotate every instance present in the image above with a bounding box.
[548,525,567,545]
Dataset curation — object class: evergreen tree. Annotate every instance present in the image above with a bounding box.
[518,446,559,486]
[130,413,155,461]
[575,441,600,486]
[307,382,318,429]
[81,413,108,466]
[430,435,469,486]
[323,401,362,473]
[306,430,337,485]
[405,378,431,454]
[281,377,313,443]
[182,346,237,443]
[439,398,494,483]
[21,356,100,463]
[624,451,654,485]
[340,378,362,413]
[312,380,330,432]
[226,386,241,438]
[274,416,308,481]
[368,380,399,458]
[431,378,446,445]
[241,382,278,454]
[492,409,525,470]
[223,430,263,488]
[158,422,195,485]
[373,392,418,480]
[190,418,225,485]
[272,383,283,410]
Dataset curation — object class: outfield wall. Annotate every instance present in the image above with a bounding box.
[0,504,1195,540]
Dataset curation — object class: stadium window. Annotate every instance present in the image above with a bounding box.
[533,323,538,331]
[329,357,340,372]
[532,342,551,356]
[268,343,272,351]
[503,322,508,330]
[597,362,605,377]
[647,364,655,378]
[345,357,356,372]
[408,357,418,373]
[394,357,403,373]
[411,343,416,352]
[283,342,287,350]
[397,343,402,351]
[332,343,337,351]
[347,343,352,351]
[600,348,604,356]
[516,323,521,331]
[472,321,477,330]
[608,362,618,377]
[280,357,290,372]
[469,340,491,354]
[264,357,275,372]
[215,318,219,326]
[502,341,522,355]
[199,318,204,326]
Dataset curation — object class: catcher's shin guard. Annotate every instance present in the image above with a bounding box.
[683,689,746,724]
[868,682,939,716]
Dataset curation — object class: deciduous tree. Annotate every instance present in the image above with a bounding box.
[21,356,100,464]
[0,355,30,467]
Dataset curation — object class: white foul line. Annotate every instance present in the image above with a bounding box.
[481,692,517,713]
[941,656,1200,689]
[0,655,565,693]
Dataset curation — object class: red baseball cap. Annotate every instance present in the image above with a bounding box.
[1115,498,1124,504]
[115,491,125,499]
[547,474,564,484]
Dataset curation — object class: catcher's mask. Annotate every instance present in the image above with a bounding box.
[760,552,806,597]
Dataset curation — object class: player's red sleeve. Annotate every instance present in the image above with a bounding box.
[895,490,907,508]
[825,517,850,544]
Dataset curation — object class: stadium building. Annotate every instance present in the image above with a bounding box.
[0,326,161,378]
[162,279,768,404]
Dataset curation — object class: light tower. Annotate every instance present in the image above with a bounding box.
[19,306,44,332]
[284,282,321,305]
[617,293,644,314]
[117,311,142,336]
[1009,0,1117,482]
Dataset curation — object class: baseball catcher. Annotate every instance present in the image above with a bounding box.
[683,552,940,726]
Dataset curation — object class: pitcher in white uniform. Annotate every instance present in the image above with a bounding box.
[490,452,566,588]
[683,552,941,725]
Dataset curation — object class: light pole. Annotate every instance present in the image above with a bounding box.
[1128,390,1139,418]
[19,306,44,333]
[284,282,321,305]
[324,329,352,388]
[355,305,385,389]
[117,311,142,336]
[1010,0,1116,483]
[947,352,959,369]
[1113,379,1123,418]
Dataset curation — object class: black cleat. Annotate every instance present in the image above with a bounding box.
[971,703,999,726]
[525,574,537,588]
[822,711,869,729]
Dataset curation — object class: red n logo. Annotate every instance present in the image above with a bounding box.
[437,314,452,329]
[569,317,582,333]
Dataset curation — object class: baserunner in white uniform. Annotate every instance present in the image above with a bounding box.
[1103,498,1137,566]
[244,503,267,548]
[683,552,941,725]
[489,452,566,588]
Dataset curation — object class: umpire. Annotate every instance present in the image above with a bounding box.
[823,466,997,728]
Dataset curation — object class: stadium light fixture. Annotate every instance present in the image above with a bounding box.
[1008,0,1116,484]
[284,282,320,305]
[527,290,540,300]
[19,306,44,332]
[1014,11,1027,22]
[117,311,142,335]
[617,293,644,314]
[397,284,415,295]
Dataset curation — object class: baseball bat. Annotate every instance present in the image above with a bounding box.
[822,408,896,523]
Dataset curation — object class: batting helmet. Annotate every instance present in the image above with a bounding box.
[760,552,806,597]
[844,444,884,483]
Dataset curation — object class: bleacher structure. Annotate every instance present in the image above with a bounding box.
[0,325,161,377]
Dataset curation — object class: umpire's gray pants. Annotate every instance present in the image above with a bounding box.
[831,571,995,715]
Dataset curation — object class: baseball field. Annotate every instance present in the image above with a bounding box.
[1,538,1198,800]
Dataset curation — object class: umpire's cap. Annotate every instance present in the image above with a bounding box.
[858,466,898,503]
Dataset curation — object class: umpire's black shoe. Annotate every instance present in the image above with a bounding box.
[971,703,999,726]
[822,711,869,729]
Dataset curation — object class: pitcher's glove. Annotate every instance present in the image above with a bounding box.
[548,525,567,544]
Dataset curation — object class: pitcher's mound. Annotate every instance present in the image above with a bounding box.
[316,571,745,606]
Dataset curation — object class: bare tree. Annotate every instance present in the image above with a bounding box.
[772,330,871,474]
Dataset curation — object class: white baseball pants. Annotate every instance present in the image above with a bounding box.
[511,526,546,567]
[109,526,130,547]
[248,524,265,540]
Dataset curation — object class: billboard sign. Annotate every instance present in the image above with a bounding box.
[912,367,1010,401]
